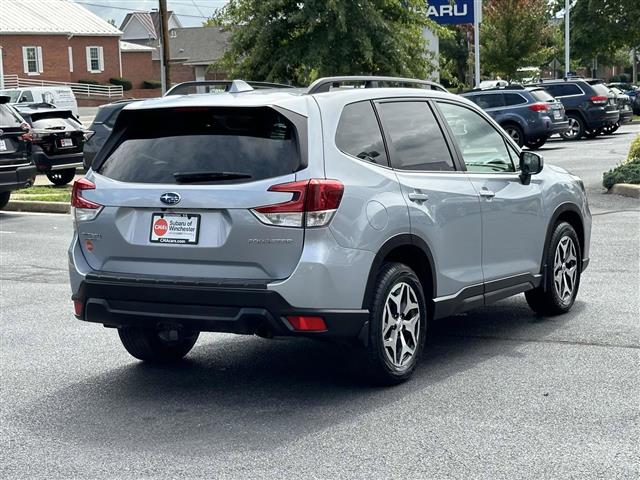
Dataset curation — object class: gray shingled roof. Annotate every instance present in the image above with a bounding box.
[150,27,230,65]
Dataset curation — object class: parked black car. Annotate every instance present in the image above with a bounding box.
[603,86,634,134]
[532,79,619,140]
[461,85,569,149]
[15,104,87,185]
[0,96,36,209]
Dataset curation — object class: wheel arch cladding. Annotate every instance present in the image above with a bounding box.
[543,203,585,273]
[362,234,436,314]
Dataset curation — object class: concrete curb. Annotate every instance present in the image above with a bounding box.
[609,183,640,199]
[6,200,70,214]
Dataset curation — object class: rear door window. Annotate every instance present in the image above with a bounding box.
[335,101,388,166]
[544,84,583,97]
[471,94,504,109]
[99,107,303,184]
[377,101,455,172]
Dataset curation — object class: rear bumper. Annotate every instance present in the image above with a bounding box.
[0,164,37,193]
[585,108,619,128]
[31,147,83,171]
[73,272,369,339]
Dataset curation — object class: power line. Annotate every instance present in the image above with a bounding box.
[73,1,211,19]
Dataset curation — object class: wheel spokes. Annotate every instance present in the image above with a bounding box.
[382,282,421,368]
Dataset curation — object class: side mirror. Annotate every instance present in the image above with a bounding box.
[519,151,543,185]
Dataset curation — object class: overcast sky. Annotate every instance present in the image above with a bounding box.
[72,0,229,28]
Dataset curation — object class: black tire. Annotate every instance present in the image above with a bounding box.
[525,222,581,316]
[0,191,10,210]
[561,114,584,140]
[525,136,547,150]
[118,326,199,363]
[584,127,603,139]
[503,124,524,147]
[46,168,76,186]
[602,123,619,135]
[362,262,427,385]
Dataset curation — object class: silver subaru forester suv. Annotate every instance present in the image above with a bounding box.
[68,77,591,384]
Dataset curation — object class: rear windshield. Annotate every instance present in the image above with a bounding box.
[99,107,302,184]
[0,104,23,127]
[590,83,611,96]
[31,116,82,130]
[529,89,555,102]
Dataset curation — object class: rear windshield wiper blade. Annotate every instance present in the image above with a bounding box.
[173,171,252,183]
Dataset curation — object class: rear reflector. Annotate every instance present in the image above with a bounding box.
[287,316,327,332]
[252,179,344,228]
[73,300,83,316]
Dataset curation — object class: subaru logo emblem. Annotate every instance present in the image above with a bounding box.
[160,192,181,205]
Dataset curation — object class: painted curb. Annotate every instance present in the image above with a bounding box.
[609,183,640,199]
[6,200,70,214]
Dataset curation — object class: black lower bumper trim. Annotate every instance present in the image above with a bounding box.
[76,274,369,338]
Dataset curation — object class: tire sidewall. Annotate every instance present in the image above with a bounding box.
[562,114,584,140]
[546,223,581,312]
[369,263,427,382]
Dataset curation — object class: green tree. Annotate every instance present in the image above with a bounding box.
[207,0,436,85]
[480,0,553,79]
[564,0,640,64]
[439,25,472,88]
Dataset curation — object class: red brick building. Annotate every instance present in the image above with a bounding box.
[0,0,125,85]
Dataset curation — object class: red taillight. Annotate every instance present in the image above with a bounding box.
[73,299,83,316]
[287,315,327,332]
[252,179,344,228]
[71,178,100,209]
[528,102,550,112]
[590,95,608,105]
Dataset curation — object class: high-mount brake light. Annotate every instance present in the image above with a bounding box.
[589,95,608,105]
[251,179,344,228]
[71,178,103,222]
[528,102,550,112]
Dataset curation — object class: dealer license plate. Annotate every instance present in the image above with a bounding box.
[0,140,6,151]
[150,213,200,244]
[59,138,74,148]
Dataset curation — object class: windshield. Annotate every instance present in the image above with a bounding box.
[0,90,21,103]
[0,104,24,127]
[99,107,303,184]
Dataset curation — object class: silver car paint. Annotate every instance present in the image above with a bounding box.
[68,87,591,312]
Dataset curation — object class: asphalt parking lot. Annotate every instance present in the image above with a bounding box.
[1,125,639,479]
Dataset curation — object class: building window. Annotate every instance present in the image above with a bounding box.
[22,46,42,75]
[86,46,104,73]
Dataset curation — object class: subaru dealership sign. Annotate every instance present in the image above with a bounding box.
[427,0,475,25]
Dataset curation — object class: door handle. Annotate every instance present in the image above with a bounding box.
[408,192,429,202]
[479,189,495,199]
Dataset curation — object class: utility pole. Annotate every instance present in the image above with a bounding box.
[474,0,482,88]
[564,0,570,78]
[633,48,638,84]
[158,0,171,93]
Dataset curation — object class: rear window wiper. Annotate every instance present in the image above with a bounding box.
[173,171,252,183]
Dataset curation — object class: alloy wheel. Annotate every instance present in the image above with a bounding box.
[553,236,578,305]
[382,282,420,367]
[563,118,580,139]
[506,127,521,144]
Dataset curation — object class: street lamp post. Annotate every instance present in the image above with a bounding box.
[564,0,571,77]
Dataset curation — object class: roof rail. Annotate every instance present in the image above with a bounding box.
[464,84,526,93]
[165,80,295,96]
[307,76,447,94]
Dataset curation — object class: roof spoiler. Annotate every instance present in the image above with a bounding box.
[307,76,447,94]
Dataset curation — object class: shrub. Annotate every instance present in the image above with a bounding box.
[77,79,101,85]
[143,80,162,89]
[109,77,132,91]
[603,134,640,189]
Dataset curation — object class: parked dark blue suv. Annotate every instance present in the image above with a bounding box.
[461,86,569,149]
